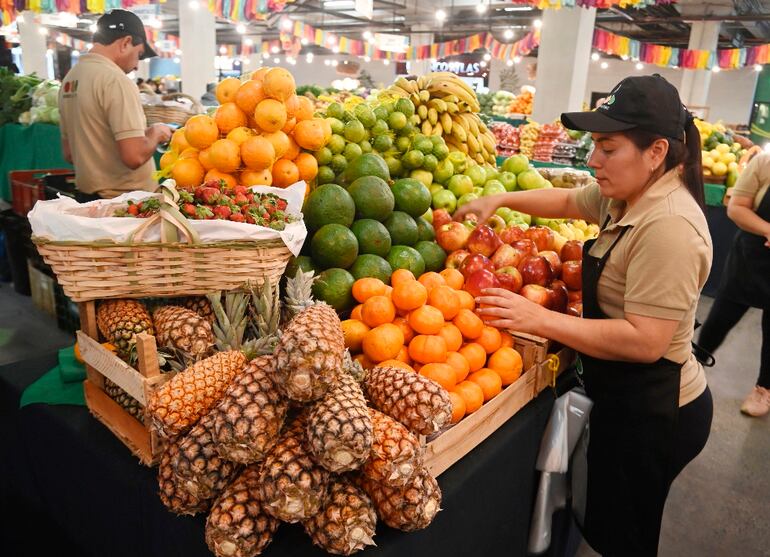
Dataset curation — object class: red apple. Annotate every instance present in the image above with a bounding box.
[436,222,471,252]
[432,208,452,230]
[487,214,507,235]
[561,260,583,291]
[511,238,538,257]
[567,301,583,317]
[539,250,562,278]
[547,280,569,313]
[560,240,584,262]
[491,244,525,270]
[499,225,526,245]
[445,249,470,270]
[467,224,502,257]
[525,226,554,252]
[520,284,551,307]
[464,269,501,298]
[518,255,554,287]
[496,266,523,293]
[460,253,494,280]
[568,289,582,303]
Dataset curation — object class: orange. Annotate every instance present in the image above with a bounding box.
[418,271,446,293]
[362,323,404,363]
[234,79,266,115]
[282,117,297,134]
[262,131,290,159]
[468,368,503,401]
[198,147,214,170]
[392,317,414,345]
[352,277,388,303]
[170,128,192,153]
[408,334,447,364]
[384,285,393,297]
[391,268,416,287]
[293,118,327,151]
[341,319,370,352]
[440,268,464,290]
[240,136,275,171]
[500,331,515,349]
[438,323,463,352]
[391,279,427,312]
[446,351,471,383]
[240,168,271,186]
[204,168,237,190]
[294,152,319,182]
[285,94,300,118]
[254,98,287,133]
[488,347,523,386]
[271,159,300,188]
[263,67,296,102]
[295,95,315,121]
[456,289,476,311]
[454,380,484,414]
[159,150,177,169]
[361,295,396,328]
[477,326,502,354]
[353,353,374,370]
[428,285,461,320]
[171,157,205,189]
[408,305,444,335]
[453,309,484,340]
[226,126,256,146]
[448,391,466,423]
[215,102,248,134]
[379,359,415,373]
[209,139,242,173]
[458,342,486,372]
[350,304,363,321]
[184,114,219,149]
[420,363,456,392]
[250,67,271,83]
[395,345,412,365]
[216,77,241,104]
[284,136,301,161]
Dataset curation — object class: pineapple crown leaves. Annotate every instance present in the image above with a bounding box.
[343,349,367,383]
[283,269,317,320]
[248,279,281,340]
[206,291,250,352]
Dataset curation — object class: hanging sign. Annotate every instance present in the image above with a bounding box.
[375,33,408,53]
[355,0,373,19]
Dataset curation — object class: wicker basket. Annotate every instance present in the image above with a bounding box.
[143,93,203,127]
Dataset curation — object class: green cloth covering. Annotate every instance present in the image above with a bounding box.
[20,345,86,408]
[0,123,73,201]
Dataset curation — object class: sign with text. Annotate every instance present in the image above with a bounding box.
[430,53,488,87]
[375,33,409,53]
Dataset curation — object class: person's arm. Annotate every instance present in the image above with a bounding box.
[726,194,770,244]
[453,187,584,223]
[61,136,73,164]
[116,124,172,170]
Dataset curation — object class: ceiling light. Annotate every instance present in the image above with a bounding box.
[483,53,491,61]
[480,61,487,68]
[504,6,533,11]
[281,18,293,31]
[236,24,246,34]
[219,46,227,54]
[243,58,250,64]
[636,62,644,70]
[16,14,24,23]
[363,55,371,62]
[244,38,253,47]
[436,9,447,22]
[476,3,487,14]
[46,48,53,55]
[504,29,514,40]
[333,46,340,53]
[324,0,354,7]
[331,60,339,67]
[363,30,372,40]
[188,0,200,9]
[173,57,180,63]
[151,18,162,29]
[513,55,521,64]
[90,22,97,32]
[383,59,390,65]
[327,35,336,45]
[271,45,280,53]
[38,27,48,35]
[591,52,599,61]
[274,57,280,63]
[262,52,269,59]
[533,19,542,29]
[506,59,513,67]
[175,48,183,55]
[600,61,608,69]
[301,38,308,45]
[754,64,762,72]
[72,50,80,56]
[86,42,93,49]
[712,66,720,73]
[324,59,330,66]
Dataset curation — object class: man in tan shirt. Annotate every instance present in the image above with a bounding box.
[59,9,172,200]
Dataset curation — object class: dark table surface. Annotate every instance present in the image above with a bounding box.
[0,352,577,557]
[703,204,740,298]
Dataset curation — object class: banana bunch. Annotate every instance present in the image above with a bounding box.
[386,73,497,165]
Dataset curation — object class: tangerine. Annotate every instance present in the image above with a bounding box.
[234,79,266,115]
[454,309,484,340]
[391,268,416,287]
[215,102,248,134]
[395,345,412,365]
[362,323,404,363]
[500,331,515,349]
[353,353,374,370]
[293,118,327,151]
[456,289,476,311]
[294,95,315,121]
[453,380,484,414]
[379,359,414,372]
[446,351,470,383]
[361,295,396,328]
[178,148,199,160]
[255,98,287,133]
[420,363,456,392]
[295,153,319,182]
[350,304,363,321]
[283,136,301,161]
[226,126,256,146]
[438,323,463,352]
[198,147,214,170]
[263,67,296,102]
[262,131,290,159]
[468,368,503,401]
[271,159,300,188]
[477,326,503,354]
[341,319,370,352]
[392,317,414,345]
[408,305,445,335]
[428,285,461,320]
[391,279,427,311]
[487,347,523,386]
[209,139,242,173]
[184,114,219,149]
[440,268,465,290]
[448,391,466,423]
[418,271,446,293]
[408,334,447,364]
[352,277,388,303]
[458,342,486,372]
[215,77,241,104]
[240,136,275,170]
[282,117,297,134]
[240,168,271,186]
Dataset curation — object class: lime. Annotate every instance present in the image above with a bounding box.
[430,135,443,146]
[397,123,416,137]
[358,140,373,154]
[344,153,391,184]
[387,245,425,277]
[327,117,344,135]
[350,218,392,258]
[414,241,446,273]
[303,183,355,231]
[388,111,407,130]
[394,136,411,153]
[344,120,366,143]
[317,166,336,184]
[350,254,393,283]
[385,156,403,178]
[402,150,425,170]
[344,142,363,161]
[312,268,355,312]
[381,102,395,114]
[392,178,432,217]
[311,224,359,269]
[372,119,389,137]
[413,136,434,155]
[342,110,357,122]
[348,176,395,221]
[410,169,433,189]
[330,154,348,174]
[328,134,346,154]
[326,102,345,120]
[372,134,393,153]
[354,105,376,128]
[384,211,419,246]
[373,106,389,120]
[422,154,438,171]
[432,143,449,160]
[314,147,333,166]
[415,216,435,241]
[395,98,415,116]
[283,255,320,279]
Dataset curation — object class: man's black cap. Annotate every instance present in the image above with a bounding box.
[561,74,691,141]
[95,9,157,60]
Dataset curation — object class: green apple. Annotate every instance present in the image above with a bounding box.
[499,171,517,192]
[457,192,479,208]
[473,187,484,196]
[421,208,433,223]
[510,211,531,225]
[448,151,467,173]
[483,180,506,196]
[447,174,473,198]
[410,169,434,188]
[495,207,515,221]
[484,164,500,182]
[432,189,457,213]
[502,154,530,175]
[433,159,455,184]
[465,164,487,187]
[518,169,549,190]
[429,183,444,195]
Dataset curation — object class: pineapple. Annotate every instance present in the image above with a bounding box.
[363,408,422,487]
[205,465,280,557]
[158,436,210,516]
[153,305,214,360]
[147,350,247,437]
[96,299,154,359]
[173,410,241,501]
[104,378,143,420]
[258,415,331,522]
[306,370,372,473]
[303,477,377,555]
[364,365,452,435]
[179,296,215,323]
[359,467,442,531]
[212,355,288,464]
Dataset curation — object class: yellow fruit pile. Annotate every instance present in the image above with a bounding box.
[160,67,331,191]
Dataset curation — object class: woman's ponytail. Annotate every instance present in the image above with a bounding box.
[681,118,705,211]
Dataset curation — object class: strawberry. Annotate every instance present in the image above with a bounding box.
[182,203,197,217]
[276,199,288,211]
[213,205,232,220]
[233,193,249,206]
[197,187,221,205]
[229,213,246,223]
[245,193,255,203]
[244,214,256,224]
[127,204,140,216]
[233,185,248,196]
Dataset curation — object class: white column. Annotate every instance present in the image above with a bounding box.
[136,59,151,80]
[409,24,433,77]
[17,11,48,77]
[531,8,596,123]
[679,21,720,108]
[178,4,217,100]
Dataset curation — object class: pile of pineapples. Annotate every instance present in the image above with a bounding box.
[93,271,453,557]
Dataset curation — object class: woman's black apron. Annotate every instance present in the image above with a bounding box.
[717,189,770,310]
[579,219,682,556]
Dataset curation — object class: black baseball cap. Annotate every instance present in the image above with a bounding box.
[94,9,157,60]
[561,74,690,141]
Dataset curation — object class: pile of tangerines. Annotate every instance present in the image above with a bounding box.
[161,67,330,191]
[342,268,525,425]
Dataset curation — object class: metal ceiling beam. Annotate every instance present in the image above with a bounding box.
[598,13,770,23]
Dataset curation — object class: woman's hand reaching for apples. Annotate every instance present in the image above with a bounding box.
[475,288,549,335]
[453,195,502,224]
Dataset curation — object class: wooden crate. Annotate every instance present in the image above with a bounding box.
[424,333,573,478]
[76,300,170,466]
[27,261,56,317]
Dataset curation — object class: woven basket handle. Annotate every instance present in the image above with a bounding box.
[129,183,200,244]
[162,92,204,114]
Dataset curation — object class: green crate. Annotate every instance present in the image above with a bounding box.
[704,183,726,206]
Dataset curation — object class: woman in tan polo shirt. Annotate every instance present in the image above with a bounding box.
[455,75,713,556]
[698,152,770,416]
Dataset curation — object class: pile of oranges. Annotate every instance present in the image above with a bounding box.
[341,268,524,425]
[161,67,330,191]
